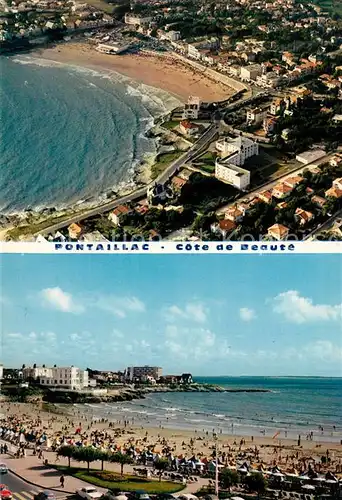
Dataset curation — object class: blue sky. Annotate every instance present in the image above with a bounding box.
[1,254,341,376]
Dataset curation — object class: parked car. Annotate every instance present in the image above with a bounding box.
[156,494,178,500]
[34,491,56,500]
[0,485,12,500]
[126,491,151,500]
[76,487,103,500]
[0,465,8,474]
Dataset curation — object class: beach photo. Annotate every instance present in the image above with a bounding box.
[1,0,342,241]
[1,253,341,500]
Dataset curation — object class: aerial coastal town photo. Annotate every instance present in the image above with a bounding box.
[0,253,342,500]
[0,0,342,240]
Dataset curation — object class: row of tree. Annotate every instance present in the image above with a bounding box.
[57,446,168,480]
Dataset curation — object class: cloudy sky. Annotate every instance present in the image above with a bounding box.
[1,254,341,376]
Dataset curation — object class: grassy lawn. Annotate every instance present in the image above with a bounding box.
[84,0,114,13]
[162,120,179,130]
[53,466,184,494]
[198,164,215,174]
[198,151,217,164]
[6,210,87,240]
[151,151,183,180]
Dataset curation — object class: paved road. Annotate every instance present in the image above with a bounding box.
[37,123,219,237]
[216,153,334,215]
[304,209,342,240]
[0,471,66,500]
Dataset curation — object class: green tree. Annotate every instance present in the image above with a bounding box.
[245,473,267,498]
[110,452,134,476]
[154,458,169,481]
[219,468,239,492]
[57,445,77,468]
[73,446,101,473]
[98,450,111,471]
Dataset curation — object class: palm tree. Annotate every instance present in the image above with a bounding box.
[154,458,168,482]
[110,452,133,476]
[57,445,77,468]
[73,446,101,473]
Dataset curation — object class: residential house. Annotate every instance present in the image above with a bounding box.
[108,205,131,225]
[267,223,289,240]
[333,178,342,191]
[325,187,342,198]
[182,96,201,120]
[211,219,237,238]
[276,201,288,210]
[294,208,314,226]
[171,176,187,191]
[124,13,152,25]
[284,175,303,189]
[330,153,342,167]
[263,116,277,135]
[270,99,283,116]
[246,107,267,125]
[258,190,273,204]
[311,195,327,209]
[272,183,293,199]
[224,205,244,223]
[68,223,82,240]
[179,120,200,137]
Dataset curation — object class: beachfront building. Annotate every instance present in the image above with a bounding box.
[108,205,132,226]
[215,161,250,190]
[124,13,152,26]
[215,136,259,164]
[68,223,82,240]
[39,366,89,391]
[182,96,201,120]
[96,43,131,55]
[125,366,162,382]
[22,366,54,380]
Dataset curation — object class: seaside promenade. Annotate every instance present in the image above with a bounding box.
[2,443,207,496]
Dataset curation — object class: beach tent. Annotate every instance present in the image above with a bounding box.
[302,485,315,491]
[230,497,245,500]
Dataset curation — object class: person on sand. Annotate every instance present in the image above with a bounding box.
[60,475,65,488]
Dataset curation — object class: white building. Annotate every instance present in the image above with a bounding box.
[187,43,201,60]
[126,366,162,381]
[240,64,263,81]
[296,149,326,165]
[159,30,180,42]
[215,161,250,190]
[246,107,267,125]
[22,366,53,380]
[39,366,89,391]
[182,96,201,120]
[124,13,152,26]
[215,136,259,164]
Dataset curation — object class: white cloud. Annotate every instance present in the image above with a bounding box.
[304,340,342,362]
[271,290,342,324]
[40,287,84,314]
[96,296,145,317]
[164,302,207,323]
[239,307,256,322]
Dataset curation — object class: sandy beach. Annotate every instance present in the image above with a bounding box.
[36,42,234,103]
[1,402,342,475]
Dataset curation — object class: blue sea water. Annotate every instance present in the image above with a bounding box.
[0,55,180,213]
[76,377,342,442]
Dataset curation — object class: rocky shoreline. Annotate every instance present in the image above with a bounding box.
[1,383,272,405]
